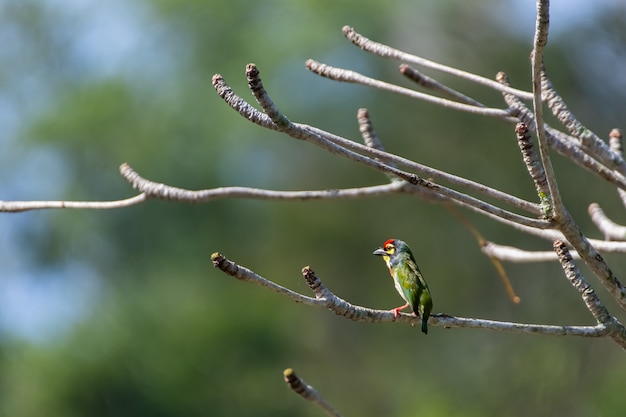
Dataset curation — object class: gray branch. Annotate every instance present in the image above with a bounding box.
[211,252,620,343]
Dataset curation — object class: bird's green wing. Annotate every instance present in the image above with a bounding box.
[406,258,429,292]
[404,258,432,315]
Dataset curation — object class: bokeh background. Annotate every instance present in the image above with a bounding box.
[2,0,626,416]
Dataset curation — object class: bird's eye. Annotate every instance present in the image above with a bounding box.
[385,244,394,251]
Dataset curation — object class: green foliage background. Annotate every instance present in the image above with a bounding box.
[2,1,626,416]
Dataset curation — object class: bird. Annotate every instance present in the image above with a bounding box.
[373,238,433,334]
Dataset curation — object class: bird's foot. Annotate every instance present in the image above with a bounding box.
[390,303,410,320]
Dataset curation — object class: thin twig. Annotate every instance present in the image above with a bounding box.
[553,240,626,349]
[431,315,604,337]
[558,224,626,311]
[481,241,577,262]
[211,252,322,306]
[608,128,626,207]
[553,240,612,324]
[247,64,291,128]
[0,194,147,213]
[515,122,551,217]
[397,183,551,229]
[588,203,626,241]
[542,70,626,176]
[283,369,343,417]
[357,108,389,158]
[357,108,403,186]
[399,64,485,107]
[306,59,512,118]
[531,0,563,219]
[609,128,624,155]
[487,218,626,254]
[341,25,534,100]
[121,163,405,202]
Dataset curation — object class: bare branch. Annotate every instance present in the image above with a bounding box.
[210,252,615,341]
[341,25,534,100]
[525,5,626,321]
[213,65,551,229]
[553,240,626,348]
[483,238,626,263]
[489,219,626,254]
[246,63,291,128]
[306,59,512,118]
[398,182,551,229]
[608,128,626,207]
[283,369,343,417]
[553,240,612,324]
[431,315,604,337]
[357,108,388,157]
[212,73,278,131]
[481,241,574,262]
[589,203,626,241]
[542,70,626,176]
[559,225,626,312]
[303,124,543,216]
[586,240,626,254]
[515,123,551,217]
[498,72,626,191]
[215,69,542,216]
[399,64,486,107]
[211,252,322,307]
[357,107,404,188]
[121,163,405,202]
[531,0,563,219]
[609,128,624,156]
[0,194,146,213]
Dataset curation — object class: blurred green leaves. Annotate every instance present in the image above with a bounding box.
[2,1,626,416]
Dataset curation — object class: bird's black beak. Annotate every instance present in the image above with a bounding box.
[373,248,386,256]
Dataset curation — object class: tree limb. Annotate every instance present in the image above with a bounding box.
[0,194,147,212]
[553,240,626,349]
[305,59,512,118]
[341,25,534,100]
[210,252,620,342]
[213,65,551,230]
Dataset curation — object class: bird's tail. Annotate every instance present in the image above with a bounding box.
[421,315,428,335]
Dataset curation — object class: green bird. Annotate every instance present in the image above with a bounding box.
[373,239,433,334]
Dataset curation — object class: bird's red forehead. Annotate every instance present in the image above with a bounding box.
[383,239,395,248]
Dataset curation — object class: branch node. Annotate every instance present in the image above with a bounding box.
[211,252,236,276]
[246,63,291,127]
[283,368,306,394]
[302,266,324,295]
